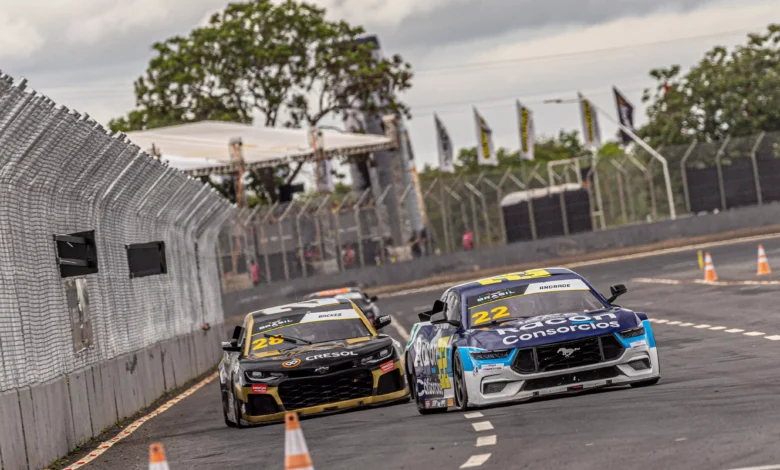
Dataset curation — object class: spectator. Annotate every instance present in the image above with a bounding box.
[419,227,429,256]
[409,232,421,258]
[462,229,474,251]
[343,244,356,267]
[250,259,260,286]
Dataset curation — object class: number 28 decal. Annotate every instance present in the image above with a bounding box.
[252,336,284,351]
[471,306,510,326]
[476,269,550,286]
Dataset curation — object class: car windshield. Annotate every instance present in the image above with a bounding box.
[249,308,371,355]
[465,278,606,328]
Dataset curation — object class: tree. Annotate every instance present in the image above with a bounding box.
[640,24,780,146]
[110,0,413,204]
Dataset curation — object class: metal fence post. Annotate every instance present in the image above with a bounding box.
[482,176,507,246]
[353,189,371,268]
[610,160,629,223]
[750,132,766,206]
[295,198,314,278]
[464,181,490,248]
[680,140,698,214]
[259,202,279,283]
[714,135,732,211]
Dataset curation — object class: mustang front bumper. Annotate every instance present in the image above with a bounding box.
[460,324,660,407]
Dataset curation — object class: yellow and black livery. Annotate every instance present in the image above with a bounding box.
[219,298,409,427]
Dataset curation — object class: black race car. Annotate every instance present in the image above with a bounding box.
[303,287,381,325]
[219,298,409,427]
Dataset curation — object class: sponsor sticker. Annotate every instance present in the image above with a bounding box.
[251,384,268,394]
[498,313,620,345]
[523,278,589,295]
[305,351,357,361]
[630,340,648,350]
[480,363,504,373]
[299,309,360,323]
[447,398,454,407]
[424,400,431,409]
[282,358,301,368]
[380,360,395,373]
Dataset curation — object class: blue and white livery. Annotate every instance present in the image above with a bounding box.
[403,268,660,413]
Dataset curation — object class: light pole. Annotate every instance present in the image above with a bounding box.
[543,96,677,220]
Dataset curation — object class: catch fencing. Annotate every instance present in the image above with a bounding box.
[229,131,780,287]
[0,72,233,392]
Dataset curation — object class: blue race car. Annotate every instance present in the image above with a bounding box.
[404,268,660,414]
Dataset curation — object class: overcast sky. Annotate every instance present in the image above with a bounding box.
[1,0,778,171]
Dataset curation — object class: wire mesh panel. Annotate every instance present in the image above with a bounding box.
[0,73,233,391]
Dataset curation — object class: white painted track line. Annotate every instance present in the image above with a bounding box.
[744,331,765,336]
[766,335,780,341]
[724,465,780,470]
[710,326,727,330]
[694,324,711,328]
[389,315,410,341]
[476,435,497,447]
[726,328,745,333]
[472,421,494,432]
[679,322,694,327]
[461,454,492,468]
[382,232,780,298]
[464,412,483,419]
[667,321,681,325]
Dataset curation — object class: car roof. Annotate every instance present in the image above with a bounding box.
[450,267,579,294]
[248,298,354,319]
[305,287,362,298]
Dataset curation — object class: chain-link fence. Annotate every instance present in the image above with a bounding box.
[0,72,233,392]
[231,131,780,287]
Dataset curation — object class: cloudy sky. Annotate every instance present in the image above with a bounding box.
[1,0,778,170]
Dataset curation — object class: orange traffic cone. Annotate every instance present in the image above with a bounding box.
[757,244,772,275]
[285,412,314,470]
[704,252,718,282]
[149,443,170,470]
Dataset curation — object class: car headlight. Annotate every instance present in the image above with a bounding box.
[470,350,511,360]
[360,347,394,365]
[245,370,284,382]
[619,326,645,338]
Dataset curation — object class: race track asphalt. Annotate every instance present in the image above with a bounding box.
[83,235,780,470]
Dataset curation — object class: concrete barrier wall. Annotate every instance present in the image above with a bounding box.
[223,202,780,316]
[0,326,224,470]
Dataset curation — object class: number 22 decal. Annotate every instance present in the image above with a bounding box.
[471,306,509,326]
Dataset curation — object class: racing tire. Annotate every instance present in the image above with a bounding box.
[411,366,446,415]
[232,387,246,429]
[222,389,237,428]
[452,350,471,412]
[630,377,660,388]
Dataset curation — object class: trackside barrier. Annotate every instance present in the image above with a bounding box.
[0,72,233,468]
[285,412,315,470]
[149,443,170,470]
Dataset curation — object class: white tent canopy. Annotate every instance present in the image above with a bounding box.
[125,121,395,176]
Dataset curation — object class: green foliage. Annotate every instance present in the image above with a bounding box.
[640,23,780,146]
[109,0,413,206]
[109,0,412,133]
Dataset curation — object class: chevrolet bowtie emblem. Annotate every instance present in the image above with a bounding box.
[315,366,329,374]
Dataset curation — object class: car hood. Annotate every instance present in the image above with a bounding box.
[241,336,392,371]
[464,308,640,349]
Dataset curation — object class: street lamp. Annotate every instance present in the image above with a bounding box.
[543,94,677,220]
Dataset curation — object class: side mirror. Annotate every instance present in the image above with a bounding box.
[370,295,379,302]
[431,300,445,314]
[374,315,391,330]
[430,312,462,329]
[607,284,628,303]
[231,325,243,340]
[221,339,242,352]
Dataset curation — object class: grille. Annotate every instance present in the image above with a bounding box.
[523,366,620,391]
[247,394,281,416]
[377,369,404,395]
[278,369,374,410]
[511,334,624,374]
[483,382,507,394]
